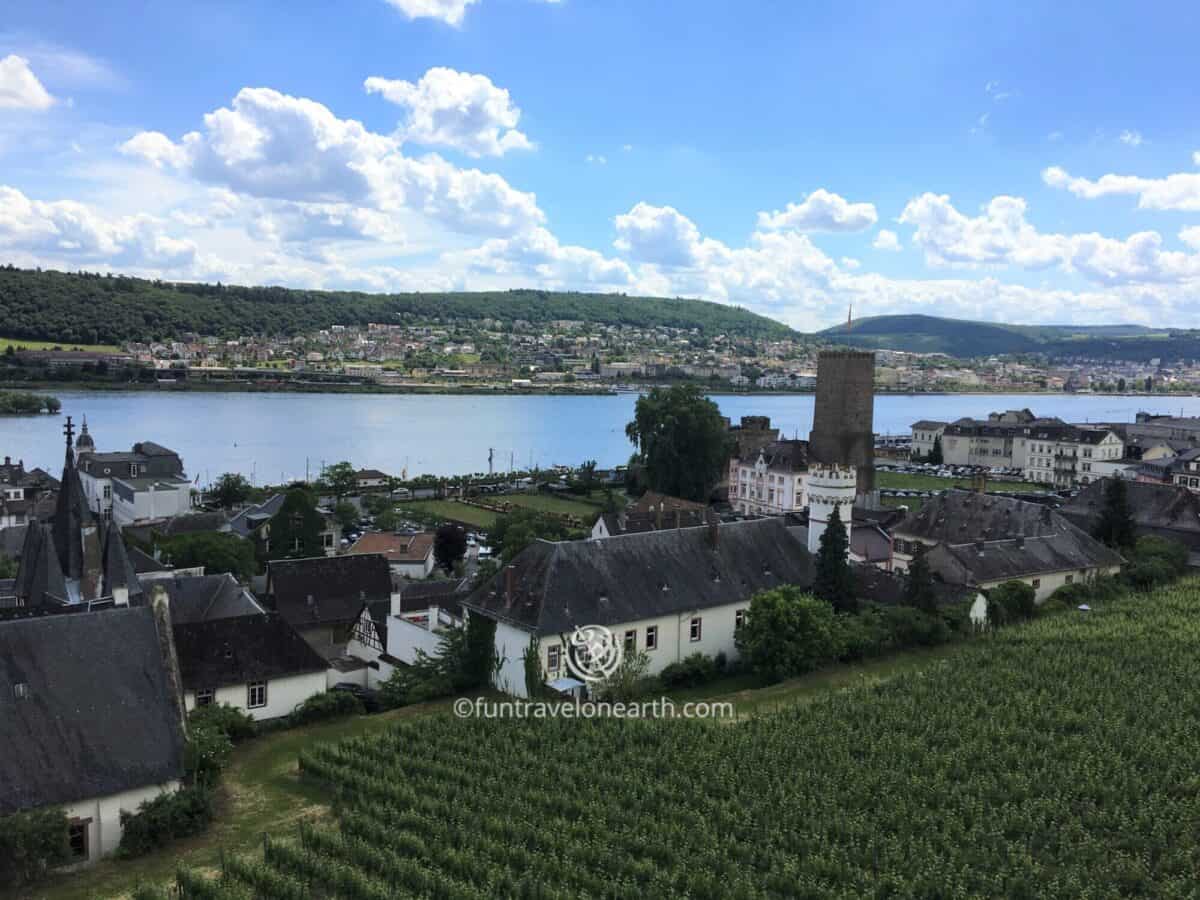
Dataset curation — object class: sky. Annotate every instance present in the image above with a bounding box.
[1,1,1199,332]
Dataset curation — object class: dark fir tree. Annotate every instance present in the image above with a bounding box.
[903,549,938,614]
[813,505,856,613]
[264,487,326,562]
[1093,477,1136,549]
[434,524,468,574]
[928,435,944,465]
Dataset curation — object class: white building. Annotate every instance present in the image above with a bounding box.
[0,603,187,865]
[805,463,856,556]
[909,420,948,460]
[728,440,810,516]
[75,426,193,526]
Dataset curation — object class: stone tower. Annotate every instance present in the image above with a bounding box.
[808,350,876,495]
[806,463,856,557]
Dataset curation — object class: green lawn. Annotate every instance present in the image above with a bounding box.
[500,492,603,519]
[396,499,498,529]
[877,470,1044,493]
[1,336,121,354]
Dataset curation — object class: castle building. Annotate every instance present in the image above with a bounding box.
[808,350,876,497]
[805,463,856,555]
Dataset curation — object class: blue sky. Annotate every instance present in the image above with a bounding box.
[1,0,1199,330]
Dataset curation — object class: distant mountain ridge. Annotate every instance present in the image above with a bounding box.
[818,314,1195,361]
[0,266,798,345]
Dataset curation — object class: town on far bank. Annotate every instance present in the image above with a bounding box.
[1,347,1198,891]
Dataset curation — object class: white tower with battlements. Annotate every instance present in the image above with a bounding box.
[806,463,856,557]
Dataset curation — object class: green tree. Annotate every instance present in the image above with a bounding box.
[0,553,16,579]
[320,461,358,498]
[625,384,732,501]
[434,524,468,574]
[333,501,358,531]
[903,549,938,614]
[491,507,572,562]
[987,580,1036,625]
[210,472,253,509]
[42,396,61,414]
[1093,477,1136,549]
[735,586,843,683]
[373,507,400,532]
[813,505,856,613]
[266,487,326,561]
[160,532,256,580]
[0,807,69,891]
[928,435,944,465]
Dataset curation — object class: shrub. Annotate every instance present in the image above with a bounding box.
[1125,557,1178,591]
[289,690,364,726]
[736,587,844,683]
[117,786,214,858]
[0,807,69,890]
[184,721,233,788]
[987,580,1037,626]
[189,703,257,744]
[836,607,893,661]
[659,652,722,689]
[1123,535,1189,590]
[879,605,953,647]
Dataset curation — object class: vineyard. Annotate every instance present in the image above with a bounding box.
[160,579,1200,898]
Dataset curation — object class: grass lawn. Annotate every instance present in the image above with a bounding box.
[28,640,972,900]
[1,336,121,354]
[877,470,1044,493]
[501,492,603,519]
[396,499,498,529]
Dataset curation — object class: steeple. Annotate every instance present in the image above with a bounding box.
[75,415,95,453]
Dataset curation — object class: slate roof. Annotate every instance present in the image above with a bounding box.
[1060,480,1200,549]
[465,518,815,635]
[391,577,471,617]
[757,439,810,473]
[158,573,264,625]
[129,546,168,575]
[267,553,391,628]
[228,494,286,538]
[598,507,709,536]
[173,613,328,691]
[0,606,187,814]
[911,420,948,431]
[0,524,26,559]
[925,524,1124,587]
[895,490,1067,544]
[629,491,708,515]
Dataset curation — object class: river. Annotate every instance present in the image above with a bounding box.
[2,390,1198,486]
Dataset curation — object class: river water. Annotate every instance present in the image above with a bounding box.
[3,390,1198,486]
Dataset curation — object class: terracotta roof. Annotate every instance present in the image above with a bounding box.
[350,531,434,563]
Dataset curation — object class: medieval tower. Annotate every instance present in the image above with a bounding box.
[807,350,876,497]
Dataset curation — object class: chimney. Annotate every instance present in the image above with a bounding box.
[1016,535,1025,550]
[150,583,189,739]
[428,604,439,632]
[674,509,681,530]
[112,583,129,607]
[504,564,517,605]
[975,540,985,556]
[656,504,663,530]
[707,514,720,549]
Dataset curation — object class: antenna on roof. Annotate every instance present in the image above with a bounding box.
[847,304,853,331]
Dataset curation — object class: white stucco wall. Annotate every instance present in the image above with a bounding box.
[183,670,326,720]
[111,482,192,526]
[386,615,445,664]
[61,780,181,864]
[979,564,1122,604]
[392,555,434,579]
[492,599,752,699]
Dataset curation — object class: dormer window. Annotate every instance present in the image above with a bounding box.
[13,682,29,700]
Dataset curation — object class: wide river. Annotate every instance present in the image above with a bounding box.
[3,390,1199,487]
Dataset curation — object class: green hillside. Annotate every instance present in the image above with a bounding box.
[821,313,1197,361]
[0,265,798,345]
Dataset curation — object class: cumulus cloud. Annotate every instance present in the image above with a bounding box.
[613,202,716,267]
[1179,226,1200,252]
[382,0,479,26]
[365,68,532,157]
[1042,161,1200,212]
[0,55,55,110]
[452,226,634,288]
[899,192,1200,286]
[120,86,544,236]
[1119,130,1144,147]
[0,184,195,267]
[873,229,901,251]
[756,189,877,233]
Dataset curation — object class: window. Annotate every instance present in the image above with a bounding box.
[645,625,658,650]
[13,682,29,700]
[547,644,561,672]
[247,681,267,709]
[689,617,702,642]
[1065,574,1074,585]
[352,616,382,651]
[624,630,636,653]
[68,820,90,860]
[735,609,747,630]
[1031,578,1041,590]
[196,688,215,707]
[129,463,138,477]
[102,484,111,500]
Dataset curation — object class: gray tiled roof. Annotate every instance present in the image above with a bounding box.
[0,606,187,813]
[895,490,1065,544]
[157,573,264,624]
[926,528,1123,586]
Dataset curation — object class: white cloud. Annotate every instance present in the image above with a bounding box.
[1180,226,1200,251]
[585,154,606,165]
[1194,151,1200,166]
[365,68,532,157]
[756,189,877,233]
[382,0,479,26]
[452,226,633,288]
[1119,130,1144,147]
[622,144,633,152]
[613,202,717,267]
[873,229,901,251]
[1047,130,1064,142]
[1042,161,1200,212]
[0,184,195,267]
[0,55,55,110]
[899,191,1200,286]
[120,86,544,237]
[840,256,860,269]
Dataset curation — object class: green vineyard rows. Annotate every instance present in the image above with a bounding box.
[173,578,1200,898]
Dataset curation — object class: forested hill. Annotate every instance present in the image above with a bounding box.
[820,313,1197,361]
[0,266,797,344]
